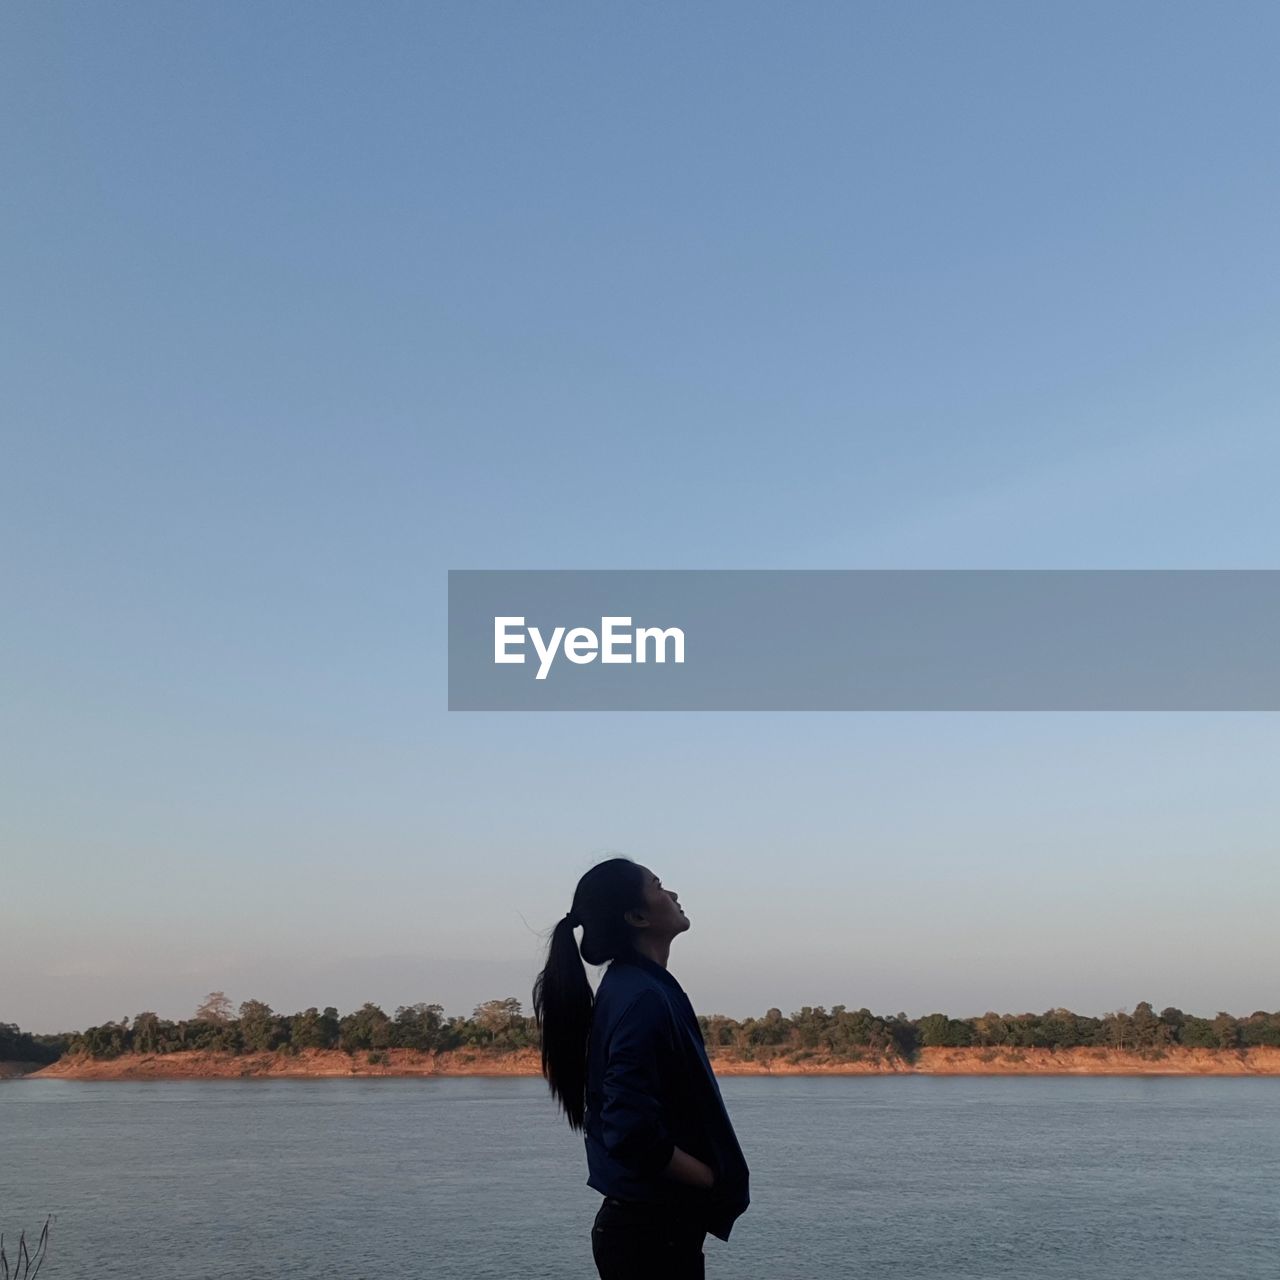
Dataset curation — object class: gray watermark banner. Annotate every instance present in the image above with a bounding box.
[447,570,1280,710]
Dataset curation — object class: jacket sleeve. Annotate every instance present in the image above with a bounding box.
[599,989,677,1176]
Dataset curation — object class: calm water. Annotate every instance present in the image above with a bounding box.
[2,1075,1278,1278]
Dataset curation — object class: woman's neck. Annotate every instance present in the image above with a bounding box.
[631,934,672,968]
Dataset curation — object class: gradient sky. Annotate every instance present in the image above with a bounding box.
[3,3,1278,1033]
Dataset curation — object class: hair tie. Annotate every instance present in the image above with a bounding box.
[564,910,581,928]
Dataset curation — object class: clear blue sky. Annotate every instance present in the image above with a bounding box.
[3,3,1278,1032]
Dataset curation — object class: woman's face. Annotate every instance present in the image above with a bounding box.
[629,865,691,937]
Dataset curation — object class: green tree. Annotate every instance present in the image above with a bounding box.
[1212,1012,1241,1050]
[1131,1001,1162,1050]
[918,1013,974,1048]
[972,1012,1010,1046]
[392,1003,445,1051]
[1179,1016,1216,1048]
[1101,1009,1134,1051]
[238,1000,285,1051]
[289,1006,340,1050]
[472,998,525,1049]
[132,1011,162,1055]
[339,1003,392,1052]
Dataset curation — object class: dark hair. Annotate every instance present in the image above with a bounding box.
[531,856,647,1129]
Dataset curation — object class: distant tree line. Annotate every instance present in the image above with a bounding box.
[10,996,1280,1064]
[55,993,533,1060]
[746,1001,1280,1059]
[0,1022,65,1064]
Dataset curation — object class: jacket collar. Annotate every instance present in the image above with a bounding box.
[617,951,685,994]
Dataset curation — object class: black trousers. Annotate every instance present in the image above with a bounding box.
[591,1195,707,1279]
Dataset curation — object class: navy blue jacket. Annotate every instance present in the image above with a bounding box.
[583,954,751,1242]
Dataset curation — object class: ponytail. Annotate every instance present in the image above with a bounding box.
[532,914,594,1129]
[532,857,646,1129]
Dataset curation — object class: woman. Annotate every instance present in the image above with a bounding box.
[533,857,751,1279]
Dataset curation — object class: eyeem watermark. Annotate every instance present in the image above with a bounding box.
[494,616,686,680]
[449,569,1280,711]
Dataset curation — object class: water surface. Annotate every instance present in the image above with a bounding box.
[2,1076,1277,1278]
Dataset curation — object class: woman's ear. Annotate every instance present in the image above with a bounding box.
[622,908,649,930]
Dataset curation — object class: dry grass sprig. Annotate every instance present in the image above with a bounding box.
[0,1216,52,1280]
